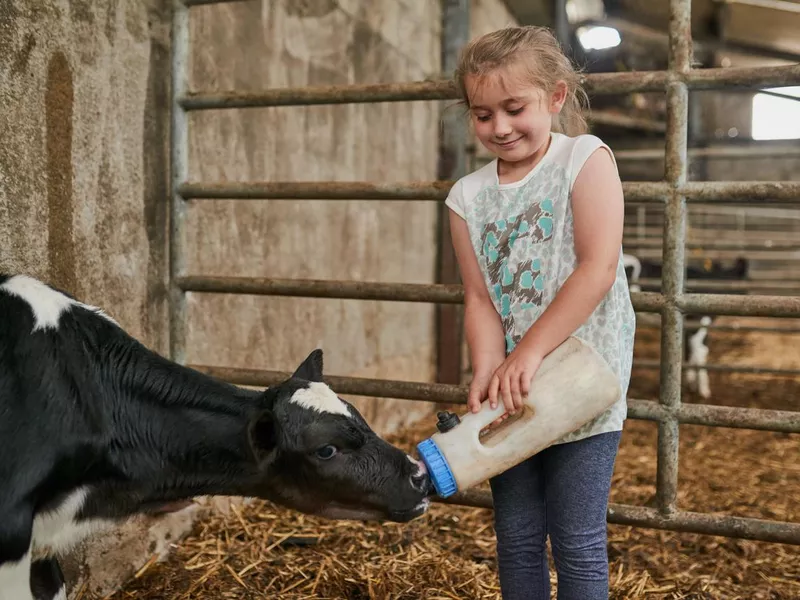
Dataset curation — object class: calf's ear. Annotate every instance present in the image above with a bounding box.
[291,348,324,382]
[247,410,279,463]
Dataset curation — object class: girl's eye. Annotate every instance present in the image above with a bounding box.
[508,107,524,116]
[476,115,491,122]
[315,445,338,460]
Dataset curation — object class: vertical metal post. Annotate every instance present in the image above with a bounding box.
[657,0,691,515]
[553,0,571,53]
[436,0,469,384]
[170,0,189,364]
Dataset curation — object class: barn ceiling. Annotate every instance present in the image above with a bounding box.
[503,0,800,65]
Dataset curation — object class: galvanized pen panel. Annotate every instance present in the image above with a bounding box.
[170,0,800,544]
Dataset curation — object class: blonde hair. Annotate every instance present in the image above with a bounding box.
[454,26,589,136]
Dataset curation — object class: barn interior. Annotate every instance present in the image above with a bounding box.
[0,0,798,598]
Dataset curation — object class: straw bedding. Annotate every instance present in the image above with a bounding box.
[100,317,798,599]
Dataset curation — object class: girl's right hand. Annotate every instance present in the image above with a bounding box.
[467,369,495,413]
[469,369,511,427]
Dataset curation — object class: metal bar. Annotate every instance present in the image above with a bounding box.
[682,181,800,202]
[636,322,800,334]
[616,144,800,161]
[654,0,691,517]
[628,400,800,433]
[177,275,466,304]
[607,504,800,546]
[188,364,800,434]
[685,64,800,90]
[436,0,469,385]
[178,65,800,109]
[679,293,800,317]
[625,248,800,261]
[177,180,800,202]
[169,0,189,365]
[175,271,800,313]
[625,229,800,247]
[554,0,571,51]
[667,205,800,219]
[177,275,666,312]
[437,492,800,544]
[178,181,452,200]
[632,292,667,313]
[624,239,800,250]
[636,278,800,292]
[190,365,469,403]
[181,81,456,109]
[634,360,800,377]
[178,276,800,317]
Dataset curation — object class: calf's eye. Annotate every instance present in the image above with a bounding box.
[315,445,338,460]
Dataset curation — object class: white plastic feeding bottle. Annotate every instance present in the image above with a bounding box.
[416,336,621,498]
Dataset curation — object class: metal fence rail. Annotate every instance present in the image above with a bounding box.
[178,180,800,204]
[178,65,800,108]
[170,0,800,545]
[188,364,800,435]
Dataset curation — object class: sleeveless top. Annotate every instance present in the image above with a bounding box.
[446,132,636,443]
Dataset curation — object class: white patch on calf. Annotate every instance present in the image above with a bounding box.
[0,275,118,331]
[31,487,114,558]
[407,454,426,476]
[53,585,67,600]
[290,382,350,416]
[687,318,711,399]
[0,550,35,600]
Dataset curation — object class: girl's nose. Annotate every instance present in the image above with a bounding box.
[493,116,512,137]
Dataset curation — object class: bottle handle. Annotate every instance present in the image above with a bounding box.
[462,399,512,435]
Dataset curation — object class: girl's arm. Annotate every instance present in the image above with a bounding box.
[449,210,507,413]
[487,147,625,413]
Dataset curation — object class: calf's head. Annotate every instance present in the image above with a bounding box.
[245,350,431,522]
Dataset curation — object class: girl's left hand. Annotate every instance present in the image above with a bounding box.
[487,345,544,415]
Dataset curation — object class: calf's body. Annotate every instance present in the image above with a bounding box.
[0,274,430,600]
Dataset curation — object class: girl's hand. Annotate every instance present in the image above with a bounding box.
[467,366,500,413]
[488,345,544,415]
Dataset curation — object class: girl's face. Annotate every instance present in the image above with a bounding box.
[465,67,566,166]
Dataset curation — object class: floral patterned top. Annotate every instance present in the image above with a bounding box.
[446,132,636,443]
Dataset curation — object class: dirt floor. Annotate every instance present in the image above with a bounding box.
[102,317,799,600]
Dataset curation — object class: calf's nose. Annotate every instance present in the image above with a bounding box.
[410,470,432,494]
[406,453,432,494]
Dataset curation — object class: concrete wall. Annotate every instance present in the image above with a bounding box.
[0,0,517,597]
[0,0,172,349]
[0,1,189,597]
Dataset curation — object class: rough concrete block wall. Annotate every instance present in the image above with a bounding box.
[0,1,191,597]
[0,0,171,348]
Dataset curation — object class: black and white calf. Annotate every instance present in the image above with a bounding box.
[0,274,432,600]
[623,254,749,399]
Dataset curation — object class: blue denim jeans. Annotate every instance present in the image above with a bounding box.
[489,430,622,600]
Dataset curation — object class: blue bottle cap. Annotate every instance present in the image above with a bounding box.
[416,437,458,498]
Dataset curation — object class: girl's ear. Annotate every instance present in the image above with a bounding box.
[550,81,568,113]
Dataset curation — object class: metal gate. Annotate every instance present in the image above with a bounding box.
[169,0,800,545]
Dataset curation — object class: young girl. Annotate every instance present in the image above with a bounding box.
[445,26,635,600]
